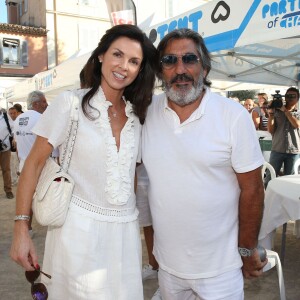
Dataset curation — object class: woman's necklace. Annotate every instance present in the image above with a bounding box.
[108,106,118,118]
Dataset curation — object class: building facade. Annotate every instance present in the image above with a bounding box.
[0,21,47,106]
[0,23,47,76]
[19,0,111,68]
[1,0,211,105]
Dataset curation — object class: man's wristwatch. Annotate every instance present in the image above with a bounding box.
[238,247,256,257]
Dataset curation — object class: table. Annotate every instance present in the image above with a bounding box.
[258,175,300,263]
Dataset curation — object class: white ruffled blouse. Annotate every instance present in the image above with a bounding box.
[33,87,142,219]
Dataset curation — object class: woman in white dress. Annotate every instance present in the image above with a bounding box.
[10,24,157,300]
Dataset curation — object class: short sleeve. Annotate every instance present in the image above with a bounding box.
[32,91,74,148]
[231,109,264,173]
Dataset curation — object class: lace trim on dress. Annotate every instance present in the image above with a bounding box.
[71,195,139,223]
[96,87,135,206]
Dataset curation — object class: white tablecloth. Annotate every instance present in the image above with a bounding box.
[258,175,300,248]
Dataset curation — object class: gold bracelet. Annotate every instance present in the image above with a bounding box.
[14,215,30,221]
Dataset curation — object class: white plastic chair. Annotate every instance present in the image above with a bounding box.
[262,250,286,300]
[261,161,276,181]
[294,158,300,174]
[261,162,286,300]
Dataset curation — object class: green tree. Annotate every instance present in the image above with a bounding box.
[228,90,257,101]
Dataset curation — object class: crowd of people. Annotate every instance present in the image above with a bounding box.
[4,24,299,300]
[239,89,300,178]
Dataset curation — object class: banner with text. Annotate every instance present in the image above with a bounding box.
[105,0,137,25]
[145,0,300,51]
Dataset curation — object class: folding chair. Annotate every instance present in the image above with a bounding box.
[262,250,286,300]
[261,162,286,300]
[293,158,300,174]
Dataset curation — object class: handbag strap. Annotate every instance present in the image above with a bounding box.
[59,92,80,173]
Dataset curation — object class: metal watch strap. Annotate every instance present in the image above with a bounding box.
[238,247,256,257]
[14,215,30,221]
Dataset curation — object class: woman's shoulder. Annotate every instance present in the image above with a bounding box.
[49,89,84,113]
[252,106,261,115]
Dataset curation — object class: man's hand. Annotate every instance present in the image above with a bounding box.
[241,249,268,279]
[279,105,287,113]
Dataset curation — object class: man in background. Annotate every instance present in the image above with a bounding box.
[8,107,20,186]
[14,91,48,236]
[13,103,24,117]
[267,87,300,176]
[244,98,254,113]
[8,107,18,121]
[0,108,14,198]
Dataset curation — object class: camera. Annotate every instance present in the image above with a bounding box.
[0,140,8,151]
[267,90,283,109]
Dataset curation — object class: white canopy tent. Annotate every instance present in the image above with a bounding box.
[5,0,300,103]
[145,0,300,91]
[5,50,91,103]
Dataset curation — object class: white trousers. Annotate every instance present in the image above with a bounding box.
[158,268,244,300]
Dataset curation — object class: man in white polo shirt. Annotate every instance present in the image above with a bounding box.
[14,91,48,235]
[14,91,48,171]
[141,29,266,300]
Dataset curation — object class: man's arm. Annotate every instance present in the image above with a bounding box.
[236,167,267,278]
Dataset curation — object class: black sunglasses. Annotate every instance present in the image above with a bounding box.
[160,54,200,69]
[25,266,51,300]
[285,94,297,99]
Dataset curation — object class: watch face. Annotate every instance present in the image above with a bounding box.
[238,247,253,257]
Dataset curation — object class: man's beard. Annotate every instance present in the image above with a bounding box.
[164,72,205,107]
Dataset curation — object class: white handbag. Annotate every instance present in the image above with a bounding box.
[32,92,79,227]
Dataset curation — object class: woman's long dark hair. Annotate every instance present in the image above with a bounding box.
[81,24,157,124]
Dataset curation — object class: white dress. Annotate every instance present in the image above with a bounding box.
[32,88,143,300]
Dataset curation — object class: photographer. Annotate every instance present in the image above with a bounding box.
[268,87,300,176]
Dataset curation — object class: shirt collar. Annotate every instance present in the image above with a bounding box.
[163,87,211,122]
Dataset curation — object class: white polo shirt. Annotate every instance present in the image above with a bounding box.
[14,110,41,161]
[142,88,264,279]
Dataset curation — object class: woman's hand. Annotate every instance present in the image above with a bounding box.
[10,221,38,271]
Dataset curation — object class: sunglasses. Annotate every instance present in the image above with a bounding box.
[160,54,200,69]
[285,94,297,99]
[25,266,51,300]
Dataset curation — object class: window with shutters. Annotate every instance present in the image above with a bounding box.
[3,38,20,64]
[0,38,28,67]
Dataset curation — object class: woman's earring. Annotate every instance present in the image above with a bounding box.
[99,58,102,63]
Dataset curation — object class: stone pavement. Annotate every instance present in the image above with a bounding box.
[1,181,300,299]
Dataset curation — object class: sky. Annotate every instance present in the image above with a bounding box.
[0,0,7,23]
